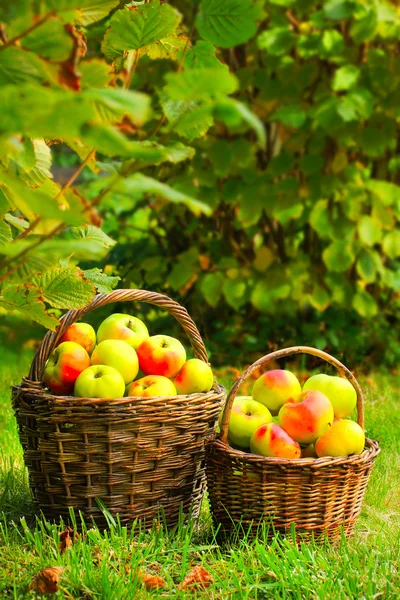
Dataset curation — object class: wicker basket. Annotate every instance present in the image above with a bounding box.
[206,346,380,543]
[12,289,225,529]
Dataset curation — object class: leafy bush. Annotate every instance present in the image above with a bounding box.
[1,0,399,367]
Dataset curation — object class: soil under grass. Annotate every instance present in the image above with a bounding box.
[0,346,399,599]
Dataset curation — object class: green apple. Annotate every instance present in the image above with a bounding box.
[226,396,273,449]
[174,358,213,394]
[91,339,139,384]
[97,313,149,350]
[303,374,357,418]
[43,341,91,395]
[315,419,365,457]
[127,375,177,397]
[74,365,125,399]
[252,369,301,415]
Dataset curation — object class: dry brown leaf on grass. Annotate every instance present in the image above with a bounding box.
[178,566,213,590]
[137,570,166,590]
[28,566,64,594]
[59,526,79,554]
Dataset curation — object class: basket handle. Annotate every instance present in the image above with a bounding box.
[29,289,209,382]
[219,345,364,444]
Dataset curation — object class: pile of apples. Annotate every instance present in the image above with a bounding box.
[225,370,365,459]
[43,313,214,399]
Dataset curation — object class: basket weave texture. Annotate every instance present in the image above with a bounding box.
[12,289,225,528]
[206,346,380,543]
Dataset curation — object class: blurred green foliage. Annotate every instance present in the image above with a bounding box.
[1,0,400,368]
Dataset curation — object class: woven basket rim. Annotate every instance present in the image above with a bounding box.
[207,436,380,468]
[12,382,225,407]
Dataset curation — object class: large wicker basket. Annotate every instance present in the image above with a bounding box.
[206,346,380,543]
[12,289,225,529]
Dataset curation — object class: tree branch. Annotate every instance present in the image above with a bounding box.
[0,12,54,53]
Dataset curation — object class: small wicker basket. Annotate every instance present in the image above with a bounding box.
[12,289,225,529]
[206,346,380,543]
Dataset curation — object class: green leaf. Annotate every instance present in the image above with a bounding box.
[182,40,227,70]
[0,47,50,85]
[84,88,151,126]
[366,180,400,206]
[161,96,213,140]
[251,275,291,312]
[257,27,296,56]
[71,226,116,249]
[0,283,59,330]
[196,0,264,48]
[332,65,360,91]
[23,17,74,61]
[273,105,306,128]
[309,200,334,239]
[0,171,84,225]
[45,0,119,25]
[0,219,12,247]
[223,277,247,309]
[82,268,120,294]
[323,241,354,272]
[116,173,212,216]
[164,68,238,102]
[356,249,377,283]
[308,284,331,312]
[80,60,113,89]
[35,267,95,309]
[382,231,400,259]
[352,289,378,318]
[357,215,382,246]
[216,99,266,148]
[200,272,224,307]
[19,139,53,187]
[140,34,189,61]
[324,0,355,20]
[102,2,181,60]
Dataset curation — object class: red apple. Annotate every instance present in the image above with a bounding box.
[43,341,90,395]
[137,335,186,378]
[278,389,334,445]
[250,422,301,459]
[57,322,96,355]
[127,375,177,397]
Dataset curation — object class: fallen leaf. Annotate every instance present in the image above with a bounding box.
[59,526,78,554]
[141,573,166,590]
[29,567,64,594]
[178,566,213,590]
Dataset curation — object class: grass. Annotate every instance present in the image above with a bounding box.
[0,346,399,599]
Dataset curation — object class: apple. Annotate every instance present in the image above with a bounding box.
[43,341,91,395]
[174,358,214,395]
[224,396,272,449]
[303,374,357,419]
[301,443,318,458]
[278,389,334,445]
[252,369,301,416]
[97,313,149,350]
[58,322,96,355]
[250,422,301,459]
[127,375,177,397]
[137,335,186,378]
[91,339,139,384]
[74,365,125,399]
[315,419,365,458]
